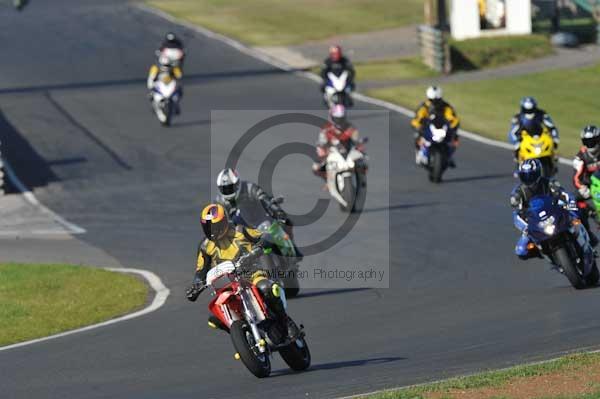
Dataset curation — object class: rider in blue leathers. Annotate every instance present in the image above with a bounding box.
[510,159,585,259]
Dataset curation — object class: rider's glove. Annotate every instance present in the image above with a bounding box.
[186,282,203,302]
[579,186,591,199]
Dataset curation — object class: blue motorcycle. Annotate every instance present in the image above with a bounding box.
[525,195,599,289]
[419,114,455,183]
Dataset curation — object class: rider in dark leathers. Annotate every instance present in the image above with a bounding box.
[511,159,596,260]
[319,45,355,105]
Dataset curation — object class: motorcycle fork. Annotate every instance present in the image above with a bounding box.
[240,289,267,353]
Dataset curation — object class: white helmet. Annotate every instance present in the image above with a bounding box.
[217,168,240,200]
[426,86,443,101]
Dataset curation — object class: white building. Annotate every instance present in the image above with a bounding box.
[450,0,532,40]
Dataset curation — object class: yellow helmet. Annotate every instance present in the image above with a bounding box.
[200,203,230,240]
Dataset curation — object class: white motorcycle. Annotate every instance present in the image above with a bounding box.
[150,73,179,126]
[325,138,368,213]
[324,70,353,108]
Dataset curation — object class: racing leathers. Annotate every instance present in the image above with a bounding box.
[186,226,290,332]
[147,64,183,113]
[320,56,355,97]
[216,180,294,238]
[312,120,360,179]
[510,178,582,258]
[572,146,600,235]
[411,99,460,166]
[508,110,559,148]
[573,146,600,200]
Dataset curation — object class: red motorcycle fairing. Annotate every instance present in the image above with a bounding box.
[207,281,269,329]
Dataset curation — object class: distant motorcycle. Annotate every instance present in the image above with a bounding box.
[198,250,310,378]
[325,138,368,212]
[150,72,179,126]
[525,195,599,289]
[418,114,455,183]
[517,124,556,178]
[323,70,352,108]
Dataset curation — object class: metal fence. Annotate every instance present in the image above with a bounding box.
[417,25,451,74]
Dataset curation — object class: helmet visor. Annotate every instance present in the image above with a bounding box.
[201,219,228,240]
[219,182,239,197]
[583,137,600,149]
[519,170,541,186]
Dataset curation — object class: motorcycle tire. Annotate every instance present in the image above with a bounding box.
[554,247,586,289]
[353,171,367,213]
[586,262,600,286]
[230,320,271,378]
[161,102,172,127]
[339,174,356,213]
[279,333,311,371]
[429,148,444,183]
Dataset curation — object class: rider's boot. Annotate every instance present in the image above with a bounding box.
[255,277,298,337]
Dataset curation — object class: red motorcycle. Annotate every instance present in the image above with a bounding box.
[199,249,310,378]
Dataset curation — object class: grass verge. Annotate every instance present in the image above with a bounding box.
[368,63,600,157]
[0,263,148,346]
[364,352,600,399]
[450,34,554,71]
[145,0,423,46]
[355,57,439,82]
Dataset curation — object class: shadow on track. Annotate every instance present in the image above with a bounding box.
[0,68,289,96]
[272,356,406,376]
[44,92,132,171]
[361,202,439,214]
[170,119,211,129]
[296,288,371,299]
[443,173,512,184]
[0,109,59,193]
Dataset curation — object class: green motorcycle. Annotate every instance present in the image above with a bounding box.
[589,171,600,222]
[229,200,302,298]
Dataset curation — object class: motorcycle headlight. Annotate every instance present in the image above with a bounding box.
[539,216,556,236]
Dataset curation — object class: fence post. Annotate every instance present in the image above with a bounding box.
[418,25,452,74]
[0,139,4,195]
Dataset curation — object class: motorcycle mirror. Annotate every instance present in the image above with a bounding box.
[360,137,369,144]
[274,196,285,204]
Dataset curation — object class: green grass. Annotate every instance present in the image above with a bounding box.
[368,63,600,157]
[0,263,148,346]
[364,353,600,399]
[450,34,554,71]
[355,57,439,82]
[146,0,423,46]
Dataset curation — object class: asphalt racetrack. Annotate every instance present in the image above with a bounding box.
[1,2,600,398]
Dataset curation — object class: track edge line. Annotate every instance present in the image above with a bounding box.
[0,267,170,352]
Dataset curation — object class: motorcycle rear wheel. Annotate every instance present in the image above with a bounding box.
[554,247,586,289]
[586,262,599,286]
[230,321,271,378]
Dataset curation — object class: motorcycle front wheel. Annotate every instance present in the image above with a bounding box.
[428,147,445,183]
[230,321,271,378]
[339,174,356,213]
[279,329,311,371]
[554,246,586,289]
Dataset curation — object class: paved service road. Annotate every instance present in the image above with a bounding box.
[1,2,600,399]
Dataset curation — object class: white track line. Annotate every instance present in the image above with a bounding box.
[137,2,572,167]
[0,267,170,352]
[2,159,86,234]
[339,346,600,399]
